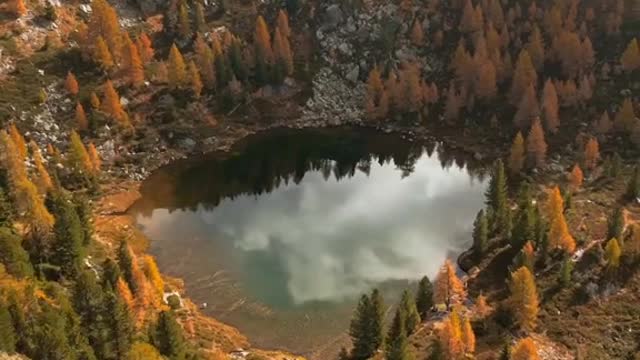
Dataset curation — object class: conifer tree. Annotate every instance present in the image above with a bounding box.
[127,42,144,87]
[152,310,187,360]
[118,240,135,292]
[105,288,134,358]
[511,50,537,104]
[0,302,16,353]
[542,80,559,133]
[621,38,640,73]
[228,37,248,82]
[526,118,547,168]
[595,111,612,135]
[178,2,191,39]
[473,209,488,255]
[514,83,540,129]
[385,306,413,360]
[277,9,291,38]
[194,34,215,88]
[509,132,525,174]
[558,256,573,287]
[410,19,424,46]
[65,72,79,96]
[485,159,509,233]
[143,255,164,298]
[188,60,203,98]
[51,190,85,277]
[400,289,420,335]
[90,92,101,109]
[273,26,294,81]
[128,342,164,360]
[511,337,540,360]
[212,37,231,87]
[461,316,475,355]
[87,142,101,175]
[607,207,625,243]
[527,26,545,70]
[102,257,121,289]
[136,33,155,64]
[476,60,498,100]
[584,138,600,170]
[31,142,53,194]
[117,277,135,312]
[73,270,110,358]
[626,165,640,200]
[9,0,27,16]
[167,44,187,89]
[568,164,583,191]
[76,102,88,131]
[101,80,125,122]
[255,15,274,83]
[434,259,466,310]
[0,227,34,278]
[615,98,636,133]
[514,241,536,272]
[95,36,115,70]
[68,130,94,182]
[547,186,576,254]
[438,308,463,359]
[474,293,491,319]
[415,276,433,318]
[193,2,206,34]
[368,289,385,352]
[9,123,27,160]
[508,267,539,332]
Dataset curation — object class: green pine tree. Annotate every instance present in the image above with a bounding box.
[0,302,16,353]
[511,202,536,249]
[400,289,420,335]
[473,209,489,255]
[349,294,373,360]
[102,257,121,290]
[50,191,85,277]
[485,159,509,234]
[118,239,136,292]
[415,276,433,319]
[0,227,33,278]
[73,194,93,246]
[153,310,187,360]
[0,187,14,228]
[385,307,413,360]
[229,39,248,82]
[215,53,231,88]
[558,256,573,287]
[498,341,511,360]
[73,271,110,359]
[368,289,385,352]
[607,207,625,245]
[105,289,133,358]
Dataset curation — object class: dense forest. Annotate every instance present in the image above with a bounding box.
[0,0,639,359]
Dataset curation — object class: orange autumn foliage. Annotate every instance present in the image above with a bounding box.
[75,102,88,131]
[526,118,547,168]
[30,142,53,194]
[117,277,135,312]
[509,131,525,174]
[87,142,101,174]
[255,16,274,64]
[568,164,583,191]
[136,33,155,64]
[439,308,464,359]
[512,337,541,360]
[65,72,79,96]
[434,259,466,309]
[9,123,27,160]
[584,137,600,170]
[101,80,124,122]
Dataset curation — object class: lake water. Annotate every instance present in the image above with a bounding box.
[131,128,488,357]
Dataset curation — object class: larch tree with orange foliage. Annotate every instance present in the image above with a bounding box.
[410,20,424,46]
[568,164,583,191]
[509,132,525,175]
[255,15,274,83]
[621,38,640,73]
[511,337,541,360]
[277,9,291,38]
[9,0,27,16]
[461,315,475,355]
[527,26,545,70]
[9,123,27,160]
[273,26,294,79]
[194,34,215,88]
[434,259,466,310]
[365,66,388,121]
[547,186,576,253]
[126,42,145,87]
[30,142,53,194]
[88,0,121,60]
[438,308,463,359]
[188,60,203,98]
[615,98,636,133]
[542,79,559,133]
[90,92,101,109]
[65,72,79,96]
[136,33,155,64]
[476,60,497,100]
[101,80,124,122]
[116,277,135,312]
[514,83,540,129]
[87,143,101,174]
[584,137,600,170]
[508,266,539,332]
[76,102,88,131]
[167,44,187,89]
[511,50,537,105]
[474,293,491,319]
[95,36,115,70]
[143,255,164,299]
[526,118,547,169]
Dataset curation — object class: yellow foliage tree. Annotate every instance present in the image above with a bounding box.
[68,130,94,178]
[127,42,145,88]
[568,164,583,191]
[95,36,115,70]
[90,92,101,109]
[474,293,491,319]
[511,337,541,360]
[439,308,463,359]
[87,142,101,174]
[434,259,466,310]
[508,267,539,332]
[584,137,600,170]
[255,16,274,64]
[128,342,164,360]
[621,38,640,73]
[461,315,476,355]
[273,27,294,76]
[188,60,203,98]
[75,102,88,131]
[605,238,622,271]
[167,44,187,89]
[65,72,80,96]
[136,33,155,64]
[101,80,125,122]
[547,186,576,253]
[8,123,27,160]
[117,276,135,312]
[143,255,164,299]
[30,142,53,194]
[276,9,290,38]
[615,98,636,133]
[511,50,537,104]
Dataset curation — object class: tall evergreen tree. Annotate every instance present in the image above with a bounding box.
[485,159,508,233]
[73,270,109,358]
[152,310,187,360]
[50,190,85,277]
[0,227,33,278]
[118,239,135,292]
[105,289,133,358]
[415,276,433,319]
[473,209,489,255]
[400,289,420,335]
[385,307,413,360]
[607,207,625,244]
[102,257,121,290]
[349,289,385,360]
[0,302,16,353]
[368,288,385,352]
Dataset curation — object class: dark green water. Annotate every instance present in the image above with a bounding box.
[131,128,488,356]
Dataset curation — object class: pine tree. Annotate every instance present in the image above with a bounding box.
[485,159,509,233]
[188,60,203,98]
[568,164,583,191]
[167,44,187,89]
[511,337,540,360]
[509,132,525,174]
[526,118,547,168]
[514,83,540,129]
[627,165,640,200]
[472,209,488,255]
[542,80,559,133]
[88,0,121,60]
[0,302,16,353]
[514,241,536,272]
[65,72,79,96]
[255,15,274,84]
[136,33,155,64]
[385,307,413,360]
[0,227,34,278]
[51,190,85,277]
[228,37,248,82]
[273,26,294,81]
[193,2,206,34]
[101,80,125,122]
[368,289,385,353]
[87,142,101,175]
[105,289,133,358]
[0,189,13,229]
[117,277,136,312]
[194,34,215,88]
[511,50,537,104]
[73,270,110,358]
[584,137,600,170]
[68,130,94,183]
[212,37,231,88]
[152,310,187,360]
[476,60,498,100]
[434,259,466,310]
[415,276,433,318]
[178,2,191,39]
[143,255,164,298]
[102,257,121,289]
[95,36,115,70]
[461,316,475,355]
[118,240,135,292]
[31,142,53,194]
[621,38,640,73]
[607,207,625,242]
[508,267,539,332]
[595,111,613,135]
[400,289,420,335]
[75,102,88,131]
[615,98,636,133]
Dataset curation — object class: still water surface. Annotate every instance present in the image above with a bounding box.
[131,128,488,356]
